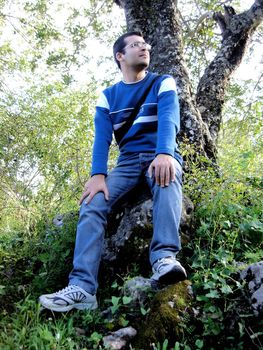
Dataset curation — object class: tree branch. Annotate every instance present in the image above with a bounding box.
[196,0,263,141]
[188,12,212,40]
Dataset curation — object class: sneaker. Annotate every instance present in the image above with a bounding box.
[39,285,98,312]
[151,256,187,285]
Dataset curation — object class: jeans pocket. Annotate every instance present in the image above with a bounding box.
[140,153,155,171]
[174,159,183,185]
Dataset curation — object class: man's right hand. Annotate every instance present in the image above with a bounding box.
[79,174,109,205]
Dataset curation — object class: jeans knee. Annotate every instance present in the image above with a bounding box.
[79,192,108,217]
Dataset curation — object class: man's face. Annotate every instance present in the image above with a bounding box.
[119,35,151,70]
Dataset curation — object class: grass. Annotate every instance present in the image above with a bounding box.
[0,160,262,349]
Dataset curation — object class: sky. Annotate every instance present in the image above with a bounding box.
[0,0,262,92]
[1,0,261,187]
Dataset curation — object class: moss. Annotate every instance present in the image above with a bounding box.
[133,280,192,349]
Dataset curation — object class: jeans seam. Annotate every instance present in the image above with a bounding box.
[109,179,143,209]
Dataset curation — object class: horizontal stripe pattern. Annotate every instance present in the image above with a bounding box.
[113,121,127,130]
[158,77,177,95]
[133,115,158,125]
[96,92,109,109]
[91,72,181,176]
[141,103,157,106]
[110,107,134,115]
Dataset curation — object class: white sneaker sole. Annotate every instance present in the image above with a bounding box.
[39,298,98,312]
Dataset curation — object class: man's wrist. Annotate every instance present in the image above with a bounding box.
[155,153,173,158]
[91,173,106,178]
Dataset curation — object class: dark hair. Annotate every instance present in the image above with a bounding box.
[113,31,143,69]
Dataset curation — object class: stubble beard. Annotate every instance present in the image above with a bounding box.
[134,60,149,71]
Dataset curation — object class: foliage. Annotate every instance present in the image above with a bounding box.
[181,148,263,349]
[0,296,108,349]
[0,0,124,234]
[1,148,262,348]
[0,0,262,349]
[0,83,97,233]
[219,80,263,180]
[179,0,263,88]
[0,0,122,88]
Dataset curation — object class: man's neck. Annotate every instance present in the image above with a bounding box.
[122,69,147,83]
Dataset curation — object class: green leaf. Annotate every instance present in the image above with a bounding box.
[111,281,118,289]
[0,285,5,295]
[174,342,180,350]
[122,296,132,305]
[195,339,204,349]
[162,339,168,350]
[140,307,150,315]
[111,296,120,306]
[220,284,233,294]
[205,290,220,299]
[119,317,129,327]
[196,295,209,302]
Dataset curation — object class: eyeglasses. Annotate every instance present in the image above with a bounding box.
[123,41,152,51]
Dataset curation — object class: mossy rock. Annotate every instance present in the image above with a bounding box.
[133,280,192,349]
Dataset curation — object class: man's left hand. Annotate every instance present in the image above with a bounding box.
[148,154,176,187]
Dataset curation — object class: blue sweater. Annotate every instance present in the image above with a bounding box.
[91,72,182,176]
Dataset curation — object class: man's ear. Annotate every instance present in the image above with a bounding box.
[116,52,123,64]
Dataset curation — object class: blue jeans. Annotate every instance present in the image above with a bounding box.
[69,153,182,294]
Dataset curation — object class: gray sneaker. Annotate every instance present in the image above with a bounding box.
[151,256,187,285]
[39,285,98,312]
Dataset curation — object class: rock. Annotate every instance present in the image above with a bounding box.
[52,212,78,228]
[52,183,194,265]
[180,195,195,243]
[75,327,86,336]
[51,184,194,279]
[240,261,263,316]
[103,326,137,350]
[53,214,64,227]
[123,276,160,305]
[102,192,194,263]
[133,281,193,348]
[103,199,153,262]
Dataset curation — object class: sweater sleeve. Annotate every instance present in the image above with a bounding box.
[91,92,113,176]
[156,76,180,156]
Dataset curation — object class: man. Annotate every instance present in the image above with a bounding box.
[39,31,187,312]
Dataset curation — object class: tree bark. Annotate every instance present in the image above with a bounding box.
[196,2,263,141]
[114,0,263,160]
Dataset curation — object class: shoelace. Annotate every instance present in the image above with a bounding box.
[55,285,78,295]
[155,257,176,273]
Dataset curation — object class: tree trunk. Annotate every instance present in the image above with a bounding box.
[197,2,263,141]
[114,0,263,161]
